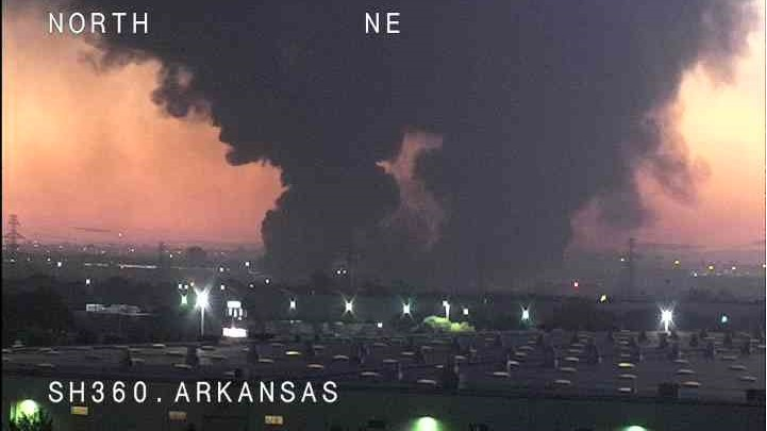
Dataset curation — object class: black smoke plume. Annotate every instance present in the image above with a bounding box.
[64,0,755,288]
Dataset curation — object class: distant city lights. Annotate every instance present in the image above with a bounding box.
[402,302,411,315]
[289,298,297,311]
[720,314,729,324]
[344,299,354,314]
[377,322,383,329]
[599,294,608,303]
[572,281,579,289]
[462,307,469,316]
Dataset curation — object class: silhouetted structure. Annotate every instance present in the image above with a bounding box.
[3,214,24,260]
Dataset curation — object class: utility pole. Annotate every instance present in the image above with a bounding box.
[3,214,24,261]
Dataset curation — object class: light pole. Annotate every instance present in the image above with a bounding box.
[660,308,673,334]
[196,291,209,337]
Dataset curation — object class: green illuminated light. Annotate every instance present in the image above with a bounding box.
[623,426,649,431]
[412,416,441,431]
[18,400,39,418]
[11,399,40,424]
[180,294,188,306]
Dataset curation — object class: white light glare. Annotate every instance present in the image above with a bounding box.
[223,326,247,338]
[402,303,411,315]
[196,291,209,309]
[660,308,674,333]
[521,307,530,321]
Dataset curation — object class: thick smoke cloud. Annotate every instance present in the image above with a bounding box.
[67,0,755,288]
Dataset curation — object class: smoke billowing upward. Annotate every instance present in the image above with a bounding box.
[67,0,755,287]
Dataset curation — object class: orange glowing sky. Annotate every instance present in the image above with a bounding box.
[2,5,284,246]
[2,3,765,254]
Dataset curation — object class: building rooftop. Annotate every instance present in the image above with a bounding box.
[3,330,764,404]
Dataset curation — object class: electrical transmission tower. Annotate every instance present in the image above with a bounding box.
[3,214,25,260]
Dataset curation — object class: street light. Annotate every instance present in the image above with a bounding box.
[196,291,209,336]
[521,307,530,322]
[660,308,673,333]
[402,302,412,316]
[289,298,297,311]
[344,299,354,314]
[442,300,450,320]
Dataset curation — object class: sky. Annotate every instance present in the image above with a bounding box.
[2,5,283,245]
[2,1,765,264]
[571,0,765,260]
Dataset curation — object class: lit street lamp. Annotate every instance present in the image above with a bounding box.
[660,308,673,333]
[196,291,209,337]
[521,307,530,322]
